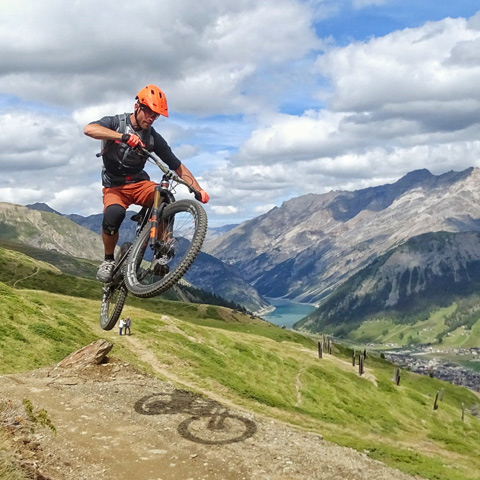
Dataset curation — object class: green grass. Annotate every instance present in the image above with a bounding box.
[1,246,480,480]
[347,303,480,349]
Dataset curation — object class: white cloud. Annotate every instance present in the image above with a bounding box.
[211,205,239,215]
[316,16,480,113]
[1,1,480,227]
[231,13,480,195]
[0,0,319,116]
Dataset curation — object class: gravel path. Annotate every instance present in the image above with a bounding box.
[0,358,424,480]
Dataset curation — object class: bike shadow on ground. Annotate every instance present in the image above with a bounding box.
[134,389,257,445]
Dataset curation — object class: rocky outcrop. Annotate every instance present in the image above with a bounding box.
[55,340,113,369]
[206,168,480,304]
[0,203,104,261]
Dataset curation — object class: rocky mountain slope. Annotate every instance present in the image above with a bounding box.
[0,202,104,261]
[20,202,268,312]
[296,230,480,334]
[205,168,480,305]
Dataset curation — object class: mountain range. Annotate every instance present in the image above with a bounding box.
[20,202,268,312]
[11,166,480,339]
[296,230,480,336]
[0,202,104,261]
[205,168,480,303]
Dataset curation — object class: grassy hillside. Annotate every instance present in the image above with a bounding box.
[1,250,480,479]
[346,302,480,348]
[297,232,480,349]
[0,239,99,279]
[0,242,249,312]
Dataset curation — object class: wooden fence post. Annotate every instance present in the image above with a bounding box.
[393,368,401,386]
[318,341,323,358]
[359,355,364,376]
[352,351,356,366]
[433,391,439,410]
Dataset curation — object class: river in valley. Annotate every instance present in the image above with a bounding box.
[261,298,316,329]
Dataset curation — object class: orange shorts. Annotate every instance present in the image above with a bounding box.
[102,181,158,211]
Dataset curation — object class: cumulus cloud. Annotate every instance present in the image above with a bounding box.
[1,1,480,226]
[0,0,319,115]
[233,13,480,195]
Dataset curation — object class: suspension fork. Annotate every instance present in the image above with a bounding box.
[149,184,177,247]
[148,186,167,247]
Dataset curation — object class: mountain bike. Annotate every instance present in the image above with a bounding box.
[100,149,208,330]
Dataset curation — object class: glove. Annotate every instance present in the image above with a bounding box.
[121,133,145,148]
[195,190,210,204]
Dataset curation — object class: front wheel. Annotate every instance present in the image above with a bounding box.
[124,199,207,298]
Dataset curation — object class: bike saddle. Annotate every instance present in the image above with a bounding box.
[130,206,149,222]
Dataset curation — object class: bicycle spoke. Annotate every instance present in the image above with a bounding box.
[124,200,207,298]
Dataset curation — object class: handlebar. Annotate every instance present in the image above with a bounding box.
[139,148,202,200]
[96,142,203,200]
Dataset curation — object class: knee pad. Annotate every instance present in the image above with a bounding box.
[102,204,126,235]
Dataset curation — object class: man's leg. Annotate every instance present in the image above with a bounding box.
[97,204,126,282]
[102,230,119,256]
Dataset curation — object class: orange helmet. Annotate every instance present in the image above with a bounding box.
[136,84,168,117]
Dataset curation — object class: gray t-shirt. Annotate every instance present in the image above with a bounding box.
[91,113,182,187]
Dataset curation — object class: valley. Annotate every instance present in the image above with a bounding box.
[21,167,480,351]
[383,346,480,392]
[3,167,480,478]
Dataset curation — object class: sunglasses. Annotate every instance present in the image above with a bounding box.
[139,104,159,120]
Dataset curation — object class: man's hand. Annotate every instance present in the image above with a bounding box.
[121,133,145,148]
[196,190,210,204]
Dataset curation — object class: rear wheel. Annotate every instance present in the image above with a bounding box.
[100,284,128,330]
[124,199,207,298]
[99,241,131,330]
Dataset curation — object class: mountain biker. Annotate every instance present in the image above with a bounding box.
[84,84,210,282]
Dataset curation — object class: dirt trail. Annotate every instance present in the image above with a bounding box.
[0,355,424,480]
[13,266,40,288]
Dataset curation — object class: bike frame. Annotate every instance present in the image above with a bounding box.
[100,146,206,329]
[104,147,199,286]
[106,182,172,287]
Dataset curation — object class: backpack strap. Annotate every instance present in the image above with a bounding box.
[98,113,154,158]
[98,113,129,157]
[117,113,128,135]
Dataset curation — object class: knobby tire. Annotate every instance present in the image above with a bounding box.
[124,199,207,298]
[99,241,132,330]
[100,284,128,330]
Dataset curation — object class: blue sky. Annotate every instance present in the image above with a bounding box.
[316,1,479,42]
[1,0,480,227]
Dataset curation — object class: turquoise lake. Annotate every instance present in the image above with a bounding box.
[261,298,316,329]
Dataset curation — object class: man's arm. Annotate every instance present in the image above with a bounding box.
[175,164,210,203]
[175,163,202,191]
[84,122,144,148]
[84,123,123,142]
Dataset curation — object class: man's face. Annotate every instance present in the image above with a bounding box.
[136,103,159,129]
